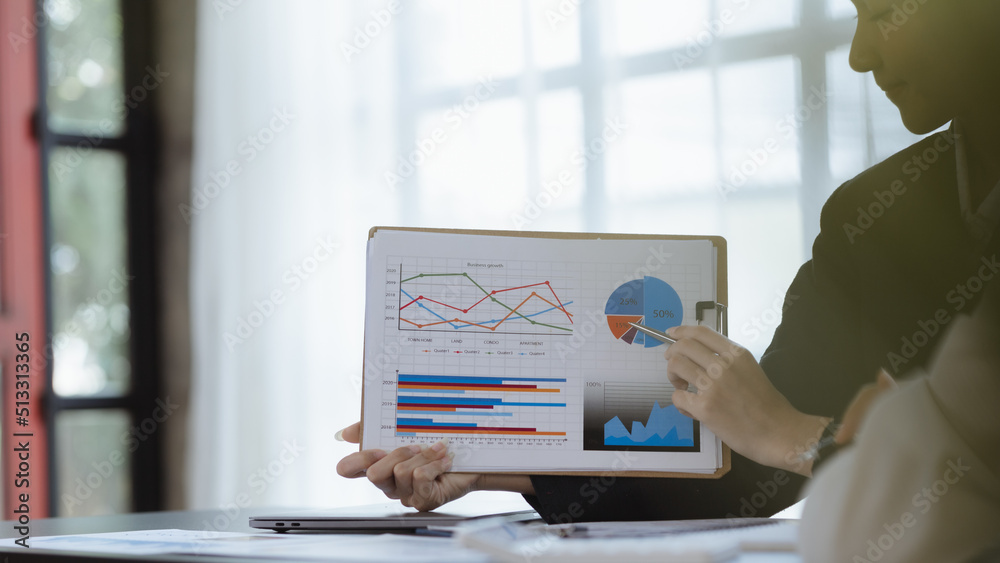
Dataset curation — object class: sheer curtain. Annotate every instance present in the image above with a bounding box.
[186,0,922,511]
[187,0,402,510]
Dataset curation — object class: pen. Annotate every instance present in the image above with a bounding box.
[628,322,677,345]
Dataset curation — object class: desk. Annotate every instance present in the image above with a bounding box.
[0,509,294,562]
[0,509,804,562]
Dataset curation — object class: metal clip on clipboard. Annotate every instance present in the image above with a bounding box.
[695,301,728,336]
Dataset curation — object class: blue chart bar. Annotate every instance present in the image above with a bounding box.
[400,397,500,406]
[398,396,566,408]
[397,418,477,428]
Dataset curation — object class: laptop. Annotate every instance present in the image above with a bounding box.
[250,500,539,532]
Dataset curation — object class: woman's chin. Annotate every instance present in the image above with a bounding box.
[896,105,951,136]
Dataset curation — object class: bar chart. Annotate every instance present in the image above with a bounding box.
[394,374,568,439]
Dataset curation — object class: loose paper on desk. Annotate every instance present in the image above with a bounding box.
[362,228,725,475]
[0,529,490,563]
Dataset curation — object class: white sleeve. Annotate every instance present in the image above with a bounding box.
[799,311,1000,563]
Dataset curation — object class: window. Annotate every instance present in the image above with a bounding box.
[38,0,162,515]
[392,0,922,356]
[188,0,929,509]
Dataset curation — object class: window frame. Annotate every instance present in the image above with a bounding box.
[0,0,52,518]
[35,0,163,515]
[395,1,856,258]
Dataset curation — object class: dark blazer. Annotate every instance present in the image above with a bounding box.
[525,130,1000,522]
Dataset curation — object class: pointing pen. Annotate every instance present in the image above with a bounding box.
[627,322,677,345]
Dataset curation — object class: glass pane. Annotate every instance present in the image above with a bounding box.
[49,148,131,397]
[44,0,125,136]
[527,1,580,70]
[534,89,584,220]
[721,197,803,357]
[416,98,528,228]
[713,0,798,37]
[827,0,858,19]
[603,1,710,57]
[717,56,800,193]
[605,69,716,202]
[56,409,132,516]
[606,199,720,236]
[410,1,524,92]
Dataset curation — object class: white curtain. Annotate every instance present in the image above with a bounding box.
[186,0,921,512]
[187,0,402,511]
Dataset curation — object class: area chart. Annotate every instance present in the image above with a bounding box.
[605,401,694,447]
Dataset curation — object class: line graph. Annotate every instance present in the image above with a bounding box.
[396,269,574,336]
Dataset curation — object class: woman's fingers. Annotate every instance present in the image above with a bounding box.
[407,455,456,510]
[335,449,387,479]
[365,444,422,498]
[665,354,706,391]
[335,421,362,444]
[876,369,898,391]
[668,325,735,356]
[834,385,879,444]
[336,437,461,509]
[665,335,722,372]
[670,387,699,419]
[834,370,898,445]
[391,440,451,501]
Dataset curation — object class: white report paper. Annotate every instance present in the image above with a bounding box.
[361,229,724,475]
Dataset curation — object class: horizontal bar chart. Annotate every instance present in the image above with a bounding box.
[395,373,568,438]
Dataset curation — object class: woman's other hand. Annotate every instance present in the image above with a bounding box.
[334,423,532,511]
[664,326,830,476]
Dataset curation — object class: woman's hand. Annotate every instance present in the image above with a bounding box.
[663,326,830,477]
[334,422,533,511]
[834,370,898,445]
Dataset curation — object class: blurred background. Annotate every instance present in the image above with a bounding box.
[0,0,928,518]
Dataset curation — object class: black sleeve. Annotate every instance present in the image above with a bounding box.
[524,182,887,524]
[526,453,805,522]
[758,185,892,417]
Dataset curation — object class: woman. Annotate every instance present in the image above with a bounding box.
[337,0,1000,522]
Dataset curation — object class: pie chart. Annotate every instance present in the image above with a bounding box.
[605,277,683,348]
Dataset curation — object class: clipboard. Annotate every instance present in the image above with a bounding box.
[361,226,730,479]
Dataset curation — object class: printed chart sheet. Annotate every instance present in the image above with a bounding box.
[362,229,725,475]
